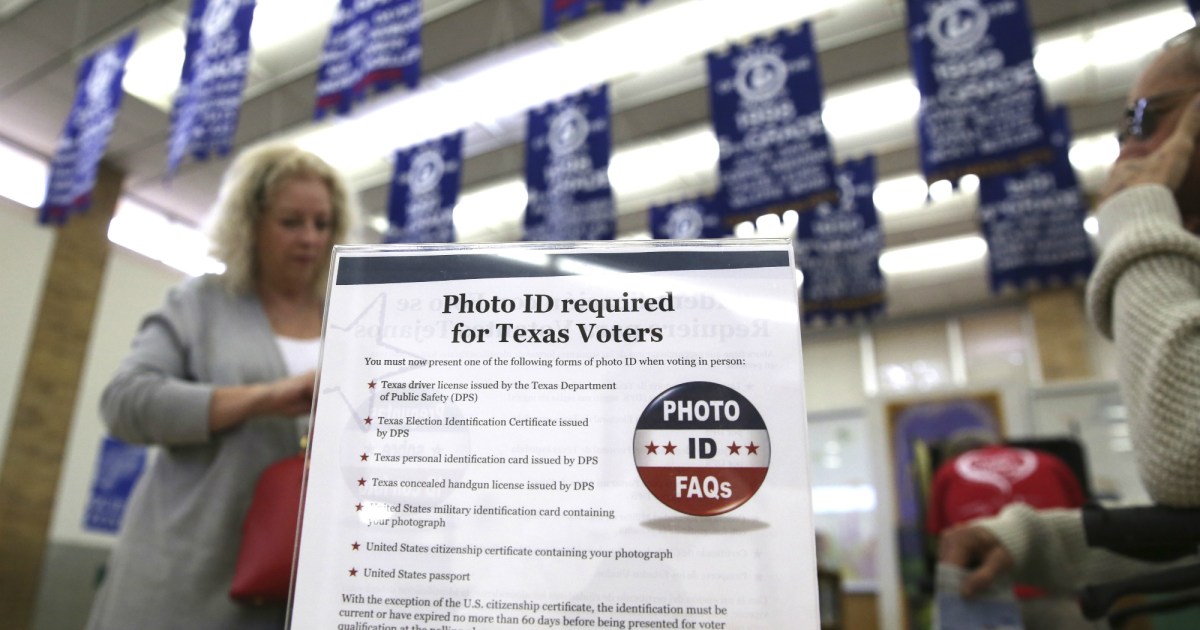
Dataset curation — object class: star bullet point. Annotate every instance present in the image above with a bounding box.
[355,502,364,512]
[357,477,366,486]
[367,380,376,389]
[360,453,369,462]
[348,567,358,577]
[363,416,373,425]
[351,542,360,551]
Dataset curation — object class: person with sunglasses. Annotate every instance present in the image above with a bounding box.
[937,25,1200,615]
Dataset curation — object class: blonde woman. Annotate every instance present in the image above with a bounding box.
[87,144,358,629]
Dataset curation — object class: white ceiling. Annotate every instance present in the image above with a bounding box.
[0,0,1176,250]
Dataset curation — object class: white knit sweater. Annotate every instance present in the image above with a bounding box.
[976,184,1200,592]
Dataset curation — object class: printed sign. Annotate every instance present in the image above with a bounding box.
[706,22,837,227]
[648,196,727,240]
[41,32,136,224]
[978,107,1093,293]
[287,240,818,629]
[83,437,148,534]
[523,86,616,241]
[906,0,1051,183]
[794,156,886,325]
[385,131,463,243]
[167,0,256,175]
[314,0,422,118]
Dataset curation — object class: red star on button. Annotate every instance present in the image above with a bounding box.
[663,442,677,455]
[727,442,742,455]
[351,542,360,551]
[360,453,369,462]
[363,416,373,425]
[746,442,760,455]
[355,502,364,512]
[644,442,659,454]
[349,568,358,577]
[357,478,366,487]
[367,380,376,389]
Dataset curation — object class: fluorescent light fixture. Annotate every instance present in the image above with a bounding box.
[1088,9,1193,68]
[822,78,919,141]
[872,174,928,215]
[0,140,48,208]
[927,179,953,202]
[249,0,337,51]
[1084,215,1099,236]
[781,209,799,231]
[754,213,790,237]
[122,28,186,110]
[108,198,225,276]
[1033,35,1089,83]
[1033,8,1192,83]
[1069,132,1120,172]
[958,174,980,194]
[734,221,756,238]
[608,129,719,199]
[879,235,987,275]
[452,179,528,242]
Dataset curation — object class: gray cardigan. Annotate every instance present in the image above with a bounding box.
[86,275,302,629]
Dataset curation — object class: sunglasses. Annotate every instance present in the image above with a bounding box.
[1117,88,1199,144]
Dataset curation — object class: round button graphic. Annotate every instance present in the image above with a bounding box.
[633,382,770,516]
[734,52,787,102]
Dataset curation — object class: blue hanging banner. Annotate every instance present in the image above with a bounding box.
[167,0,257,175]
[314,0,422,119]
[978,106,1094,293]
[522,85,616,241]
[794,155,886,325]
[385,131,463,243]
[41,32,137,225]
[906,0,1052,184]
[649,196,727,239]
[706,22,838,229]
[542,0,630,31]
[84,437,148,534]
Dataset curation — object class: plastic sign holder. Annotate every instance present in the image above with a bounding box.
[288,239,819,629]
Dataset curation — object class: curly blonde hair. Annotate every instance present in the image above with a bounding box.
[208,144,357,297]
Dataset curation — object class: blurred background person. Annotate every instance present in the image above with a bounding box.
[85,144,358,629]
[926,430,1090,629]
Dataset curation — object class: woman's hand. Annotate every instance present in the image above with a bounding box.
[209,371,317,433]
[937,524,1015,597]
[262,371,317,418]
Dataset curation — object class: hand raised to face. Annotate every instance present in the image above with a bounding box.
[1103,93,1200,206]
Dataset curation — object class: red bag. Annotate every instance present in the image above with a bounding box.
[229,453,306,605]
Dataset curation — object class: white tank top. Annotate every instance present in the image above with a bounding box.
[275,335,321,442]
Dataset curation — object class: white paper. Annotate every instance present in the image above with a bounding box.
[289,240,818,629]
